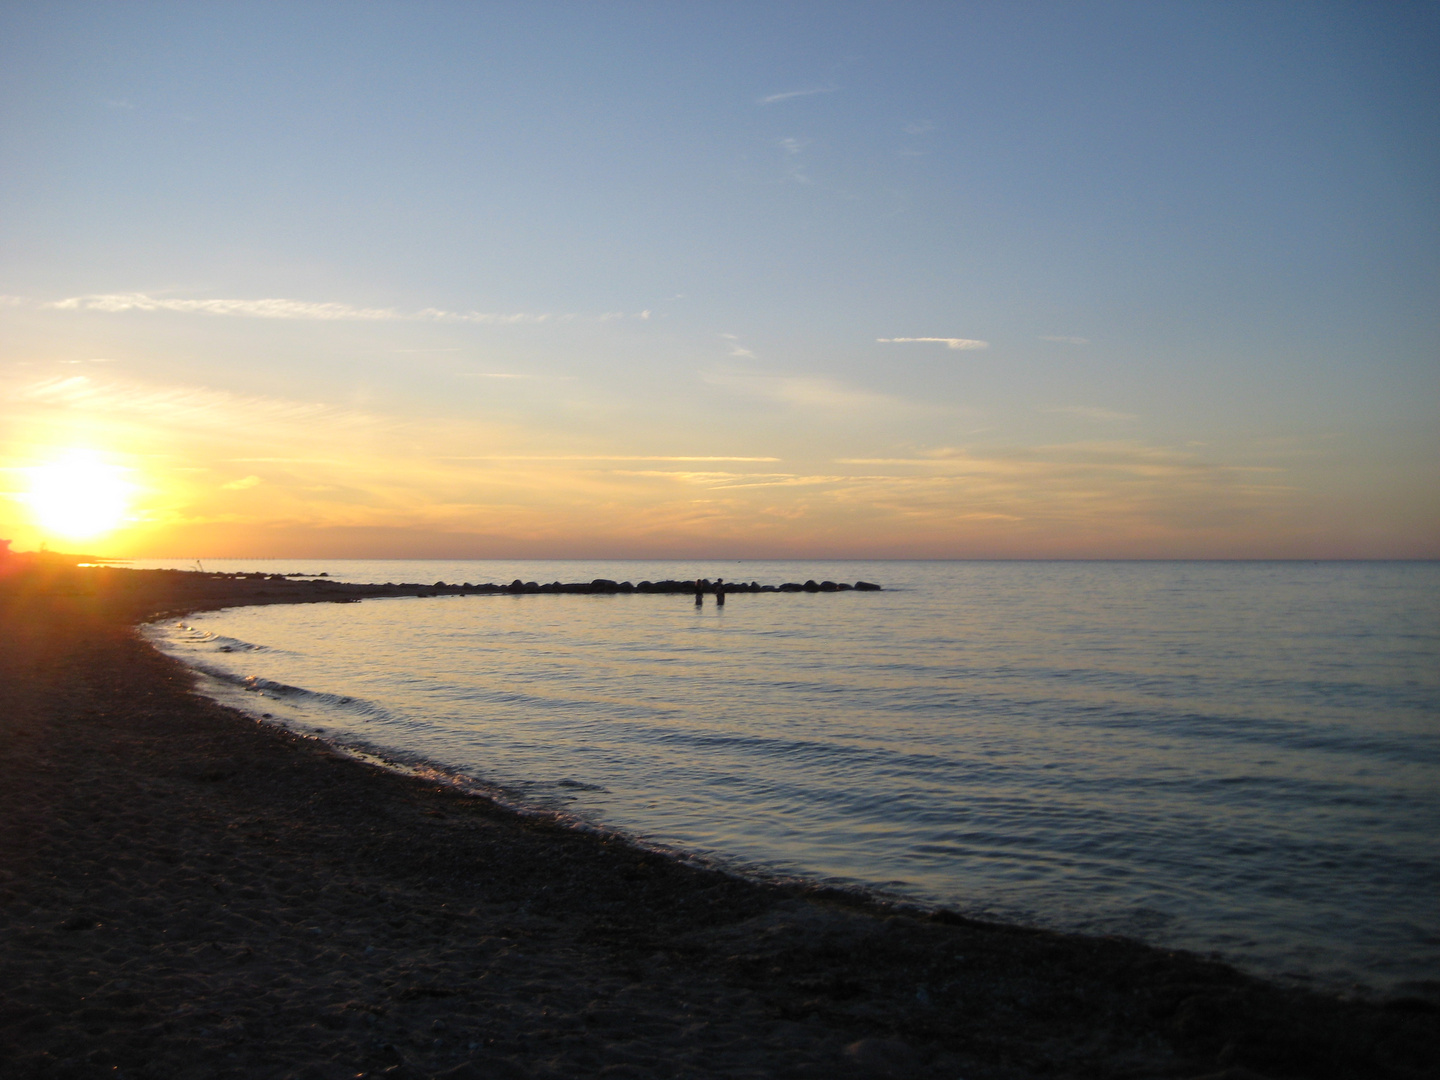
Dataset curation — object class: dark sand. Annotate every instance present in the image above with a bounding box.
[1,560,1436,1079]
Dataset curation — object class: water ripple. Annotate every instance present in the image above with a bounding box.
[144,558,1440,993]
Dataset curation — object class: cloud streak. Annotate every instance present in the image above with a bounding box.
[877,337,989,350]
[836,440,1265,483]
[1042,406,1138,422]
[441,455,782,463]
[612,470,850,489]
[30,293,653,324]
[758,86,838,104]
[14,374,373,436]
[775,136,813,184]
[705,368,923,413]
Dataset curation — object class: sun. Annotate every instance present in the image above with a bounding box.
[26,449,134,542]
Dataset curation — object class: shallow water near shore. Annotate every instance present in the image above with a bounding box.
[137,559,1440,994]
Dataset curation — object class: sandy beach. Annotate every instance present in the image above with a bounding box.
[1,560,1435,1080]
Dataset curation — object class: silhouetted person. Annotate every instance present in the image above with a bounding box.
[694,578,704,605]
[715,577,725,605]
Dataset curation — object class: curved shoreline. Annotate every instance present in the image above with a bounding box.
[1,561,1436,1079]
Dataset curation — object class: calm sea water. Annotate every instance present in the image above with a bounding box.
[136,559,1440,994]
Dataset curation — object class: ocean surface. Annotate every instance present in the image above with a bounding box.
[136,559,1440,994]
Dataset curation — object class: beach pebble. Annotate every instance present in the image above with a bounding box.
[433,1059,526,1080]
[278,1062,355,1080]
[842,1037,919,1076]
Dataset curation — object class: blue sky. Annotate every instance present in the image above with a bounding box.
[1,2,1435,557]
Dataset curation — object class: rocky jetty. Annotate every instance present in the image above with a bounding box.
[0,564,882,618]
[448,577,882,595]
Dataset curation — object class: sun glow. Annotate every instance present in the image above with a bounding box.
[26,449,134,542]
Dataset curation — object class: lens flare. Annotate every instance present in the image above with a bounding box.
[26,450,133,541]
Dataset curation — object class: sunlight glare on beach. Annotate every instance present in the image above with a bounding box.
[25,449,134,542]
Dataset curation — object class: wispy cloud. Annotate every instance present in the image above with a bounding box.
[776,137,813,184]
[599,438,1296,542]
[15,374,373,435]
[902,120,934,135]
[221,475,262,490]
[757,86,838,105]
[1042,406,1138,422]
[705,368,925,413]
[1040,336,1090,345]
[834,441,1239,480]
[877,337,989,350]
[440,455,782,463]
[816,441,1299,538]
[836,458,964,466]
[717,333,758,359]
[612,470,849,490]
[28,293,653,325]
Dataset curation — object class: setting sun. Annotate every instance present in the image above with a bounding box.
[26,450,133,542]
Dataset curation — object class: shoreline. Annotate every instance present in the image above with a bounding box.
[2,563,1436,1079]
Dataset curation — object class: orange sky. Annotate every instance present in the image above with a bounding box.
[2,359,1433,559]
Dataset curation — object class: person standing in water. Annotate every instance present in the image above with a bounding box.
[715,578,725,605]
[694,578,704,605]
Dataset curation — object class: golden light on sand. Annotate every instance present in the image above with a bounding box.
[25,449,133,542]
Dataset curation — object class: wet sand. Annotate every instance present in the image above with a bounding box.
[1,561,1436,1079]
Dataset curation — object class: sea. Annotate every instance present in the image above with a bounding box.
[134,559,1440,996]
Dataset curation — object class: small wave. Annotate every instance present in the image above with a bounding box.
[188,663,399,723]
[1076,707,1440,766]
[555,778,608,792]
[157,623,270,654]
[212,635,266,653]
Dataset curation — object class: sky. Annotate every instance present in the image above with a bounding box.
[1,1,1436,559]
